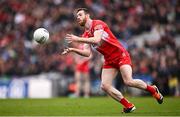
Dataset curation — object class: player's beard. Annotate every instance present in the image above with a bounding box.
[79,18,86,27]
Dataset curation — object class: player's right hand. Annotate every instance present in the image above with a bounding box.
[65,34,79,43]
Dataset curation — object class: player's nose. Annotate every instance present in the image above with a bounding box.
[77,18,80,21]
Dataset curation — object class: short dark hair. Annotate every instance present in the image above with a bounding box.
[74,8,89,14]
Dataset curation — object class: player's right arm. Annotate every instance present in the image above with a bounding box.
[61,44,91,57]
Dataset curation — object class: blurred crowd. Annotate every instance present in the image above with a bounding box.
[0,0,179,96]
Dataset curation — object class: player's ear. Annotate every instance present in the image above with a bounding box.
[86,14,90,18]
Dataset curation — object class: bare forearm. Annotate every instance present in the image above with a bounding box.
[77,37,99,44]
[71,48,90,57]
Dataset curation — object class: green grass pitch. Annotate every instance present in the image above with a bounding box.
[0,97,180,116]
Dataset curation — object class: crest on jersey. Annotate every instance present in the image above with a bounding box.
[94,25,103,30]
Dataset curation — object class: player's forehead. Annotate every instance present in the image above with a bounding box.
[76,10,85,16]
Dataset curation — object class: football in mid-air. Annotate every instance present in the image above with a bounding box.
[33,28,49,44]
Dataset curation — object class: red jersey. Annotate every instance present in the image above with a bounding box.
[82,20,130,62]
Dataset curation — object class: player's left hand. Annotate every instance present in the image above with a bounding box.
[61,47,72,55]
[65,34,79,43]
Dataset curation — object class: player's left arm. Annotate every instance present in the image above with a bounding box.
[61,44,92,57]
[66,30,103,44]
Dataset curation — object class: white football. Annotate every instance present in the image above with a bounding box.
[33,28,49,44]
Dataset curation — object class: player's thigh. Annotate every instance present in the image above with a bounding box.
[101,68,118,85]
[119,64,133,81]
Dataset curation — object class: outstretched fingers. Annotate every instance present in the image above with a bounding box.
[61,47,70,55]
